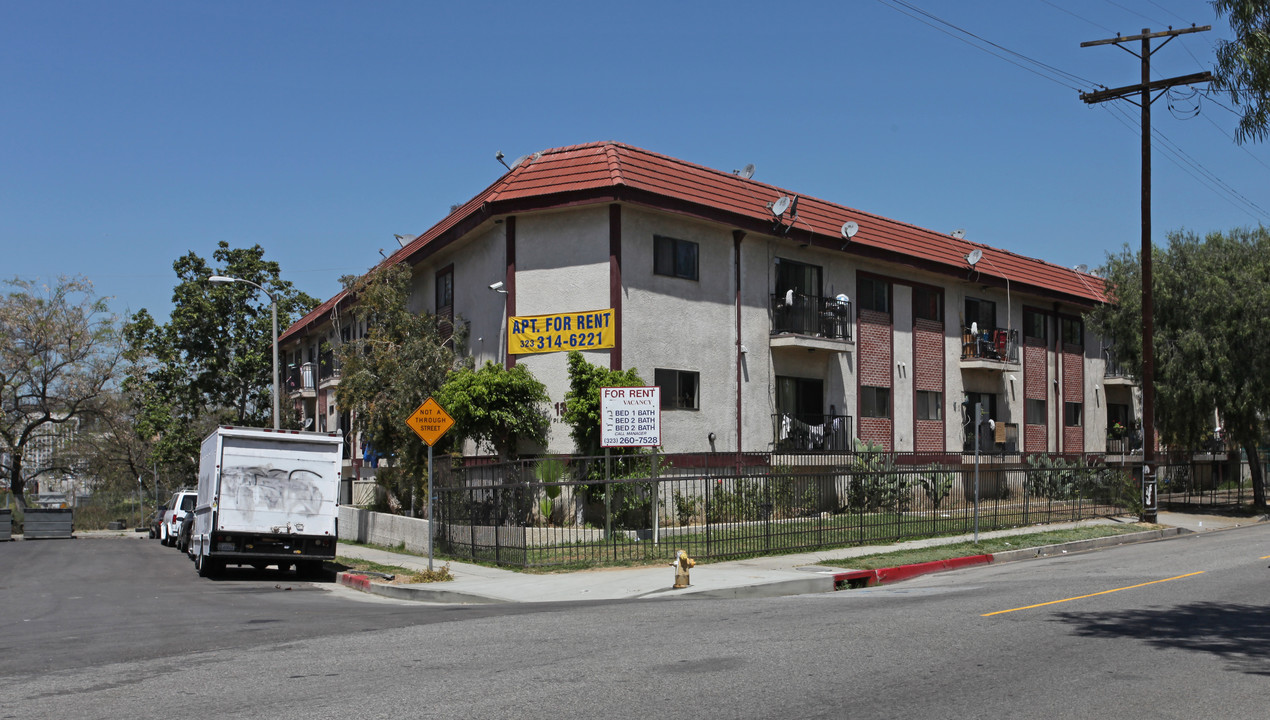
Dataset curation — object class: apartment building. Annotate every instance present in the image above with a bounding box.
[281,141,1136,470]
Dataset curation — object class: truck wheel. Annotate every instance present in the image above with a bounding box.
[196,553,219,578]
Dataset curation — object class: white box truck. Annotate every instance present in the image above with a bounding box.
[191,426,343,578]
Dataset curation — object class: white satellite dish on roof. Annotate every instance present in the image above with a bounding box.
[966,249,983,266]
[1074,264,1089,274]
[509,154,531,170]
[771,195,792,217]
[736,163,755,179]
[951,229,966,240]
[841,221,859,239]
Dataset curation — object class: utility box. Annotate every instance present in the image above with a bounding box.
[0,508,11,541]
[23,508,74,539]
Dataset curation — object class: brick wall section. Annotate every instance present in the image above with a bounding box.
[858,308,892,449]
[859,417,892,448]
[913,318,944,452]
[914,420,944,450]
[1062,346,1083,453]
[858,309,893,387]
[1024,338,1048,453]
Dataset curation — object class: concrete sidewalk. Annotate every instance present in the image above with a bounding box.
[332,510,1267,605]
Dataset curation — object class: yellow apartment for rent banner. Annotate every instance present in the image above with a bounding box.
[508,308,615,354]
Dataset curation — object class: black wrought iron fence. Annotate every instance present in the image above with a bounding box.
[1153,455,1252,508]
[429,454,1134,568]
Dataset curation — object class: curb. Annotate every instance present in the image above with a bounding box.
[336,571,506,604]
[832,527,1192,589]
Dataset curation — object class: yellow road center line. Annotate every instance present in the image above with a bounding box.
[1261,555,1270,560]
[982,572,1205,617]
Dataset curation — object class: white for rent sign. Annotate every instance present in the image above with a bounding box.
[600,386,661,447]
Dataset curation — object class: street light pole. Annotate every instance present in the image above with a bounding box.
[208,275,280,430]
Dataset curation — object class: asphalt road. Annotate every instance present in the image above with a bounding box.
[3,525,1268,719]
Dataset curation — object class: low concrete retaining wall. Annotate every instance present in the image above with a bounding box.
[340,506,434,554]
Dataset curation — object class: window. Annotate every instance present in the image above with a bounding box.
[1064,402,1083,427]
[654,235,699,280]
[655,369,699,410]
[913,286,942,323]
[858,276,890,313]
[1026,398,1047,425]
[916,391,943,420]
[1061,316,1083,347]
[776,376,823,421]
[435,266,453,311]
[775,258,822,298]
[964,297,995,330]
[1023,309,1047,341]
[860,386,891,418]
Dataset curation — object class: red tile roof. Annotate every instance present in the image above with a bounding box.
[282,141,1106,342]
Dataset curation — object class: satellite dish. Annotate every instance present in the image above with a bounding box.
[951,229,966,240]
[771,195,792,217]
[1074,264,1089,274]
[509,154,531,170]
[303,417,313,429]
[841,221,859,239]
[966,249,983,266]
[737,163,755,179]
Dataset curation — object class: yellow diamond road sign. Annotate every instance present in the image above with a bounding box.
[407,397,454,446]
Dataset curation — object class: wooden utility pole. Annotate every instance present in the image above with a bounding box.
[1080,25,1211,524]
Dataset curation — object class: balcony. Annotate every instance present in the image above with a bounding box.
[1103,349,1136,386]
[318,349,341,388]
[769,293,853,352]
[960,327,1018,370]
[773,413,853,453]
[287,362,317,398]
[1106,434,1142,455]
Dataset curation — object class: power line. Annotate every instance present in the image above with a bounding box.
[1037,0,1113,33]
[875,0,1096,90]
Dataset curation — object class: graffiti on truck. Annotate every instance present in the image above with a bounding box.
[222,465,325,518]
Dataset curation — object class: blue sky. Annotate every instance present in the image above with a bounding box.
[3,1,1266,322]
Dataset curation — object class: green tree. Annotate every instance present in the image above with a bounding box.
[1213,0,1270,144]
[334,263,459,511]
[123,242,317,480]
[1090,228,1270,509]
[1,276,121,510]
[561,350,644,455]
[436,361,550,461]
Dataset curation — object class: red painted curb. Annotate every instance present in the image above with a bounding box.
[834,554,994,588]
[338,572,371,590]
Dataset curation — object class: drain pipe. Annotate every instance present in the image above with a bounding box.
[734,230,745,470]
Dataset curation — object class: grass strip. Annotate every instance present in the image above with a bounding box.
[817,524,1154,571]
[332,555,453,584]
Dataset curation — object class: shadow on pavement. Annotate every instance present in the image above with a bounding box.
[1053,601,1270,676]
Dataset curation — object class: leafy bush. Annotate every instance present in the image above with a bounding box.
[844,440,911,513]
[915,464,956,509]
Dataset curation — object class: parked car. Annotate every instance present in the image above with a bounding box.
[161,491,197,547]
[148,500,170,540]
[177,511,195,555]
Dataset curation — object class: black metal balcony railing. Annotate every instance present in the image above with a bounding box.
[773,413,853,452]
[286,365,302,393]
[318,349,340,382]
[1103,349,1132,379]
[961,327,1019,364]
[770,294,852,341]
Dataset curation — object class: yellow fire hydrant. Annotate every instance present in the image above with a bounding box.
[671,550,695,589]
